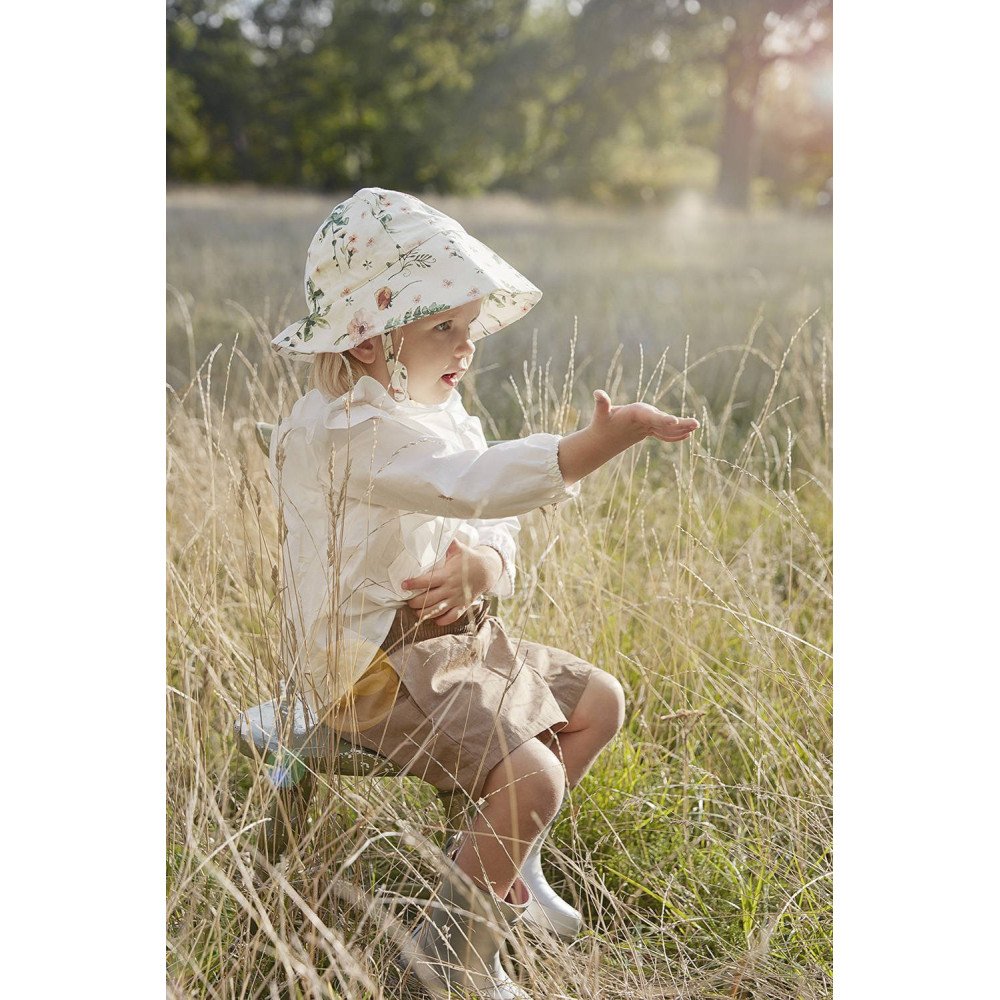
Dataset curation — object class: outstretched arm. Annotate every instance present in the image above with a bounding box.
[344,419,579,519]
[556,390,699,485]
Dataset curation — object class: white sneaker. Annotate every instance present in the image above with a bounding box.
[396,859,534,999]
[445,812,584,942]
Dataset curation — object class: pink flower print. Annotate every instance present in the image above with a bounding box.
[348,233,358,244]
[442,278,453,288]
[341,286,352,298]
[467,287,481,297]
[413,294,422,304]
[366,236,376,248]
[346,309,378,346]
[375,286,393,310]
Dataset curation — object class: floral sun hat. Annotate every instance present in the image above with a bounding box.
[271,188,542,370]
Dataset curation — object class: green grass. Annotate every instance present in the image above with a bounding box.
[167,187,831,999]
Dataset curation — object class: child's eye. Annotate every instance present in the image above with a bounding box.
[434,320,453,332]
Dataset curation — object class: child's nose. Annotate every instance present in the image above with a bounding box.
[454,333,475,359]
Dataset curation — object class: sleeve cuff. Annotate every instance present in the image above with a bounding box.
[543,435,582,505]
[480,542,515,599]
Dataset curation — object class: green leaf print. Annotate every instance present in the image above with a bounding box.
[306,277,325,310]
[383,303,451,332]
[379,247,439,286]
[298,303,331,342]
[319,204,350,243]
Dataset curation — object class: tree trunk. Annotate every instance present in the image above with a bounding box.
[714,39,764,211]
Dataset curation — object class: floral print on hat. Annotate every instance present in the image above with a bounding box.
[271,187,542,360]
[346,309,378,346]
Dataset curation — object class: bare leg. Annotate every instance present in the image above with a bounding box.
[451,671,625,900]
[452,738,565,901]
[538,670,626,789]
[537,728,604,789]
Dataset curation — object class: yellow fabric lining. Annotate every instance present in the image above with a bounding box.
[324,650,401,734]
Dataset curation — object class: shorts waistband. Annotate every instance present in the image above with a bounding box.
[380,598,489,653]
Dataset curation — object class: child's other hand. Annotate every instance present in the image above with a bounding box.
[591,388,699,443]
[400,539,498,626]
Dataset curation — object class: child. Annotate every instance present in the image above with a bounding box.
[268,187,698,999]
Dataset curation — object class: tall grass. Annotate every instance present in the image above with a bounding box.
[167,190,831,998]
[167,185,831,427]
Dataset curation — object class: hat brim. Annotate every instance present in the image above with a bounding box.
[271,226,541,360]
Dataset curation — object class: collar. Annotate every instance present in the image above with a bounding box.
[338,374,462,415]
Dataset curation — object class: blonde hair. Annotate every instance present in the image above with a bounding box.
[310,351,370,399]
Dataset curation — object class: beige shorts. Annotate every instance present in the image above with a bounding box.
[341,600,597,802]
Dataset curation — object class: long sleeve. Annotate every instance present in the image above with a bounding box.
[345,417,580,519]
[457,411,519,598]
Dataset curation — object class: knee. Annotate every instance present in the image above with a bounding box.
[587,669,627,740]
[488,739,566,822]
[516,740,567,808]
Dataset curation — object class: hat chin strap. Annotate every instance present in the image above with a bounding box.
[382,332,409,402]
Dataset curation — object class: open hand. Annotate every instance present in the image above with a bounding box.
[401,539,500,626]
[591,389,699,443]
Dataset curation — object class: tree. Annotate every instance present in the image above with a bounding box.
[164,0,833,207]
[167,67,212,179]
[167,1,265,181]
[700,0,832,209]
[542,0,832,207]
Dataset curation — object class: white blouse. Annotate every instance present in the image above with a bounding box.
[269,375,580,711]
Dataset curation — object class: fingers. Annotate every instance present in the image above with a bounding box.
[419,601,450,622]
[428,605,469,627]
[401,539,464,593]
[651,426,698,443]
[418,599,467,625]
[406,587,447,611]
[404,579,476,622]
[592,389,612,418]
[643,407,696,428]
[406,584,472,613]
[623,401,700,439]
[662,417,699,432]
[649,414,699,441]
[402,564,443,593]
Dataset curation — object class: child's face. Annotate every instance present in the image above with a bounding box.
[377,298,483,404]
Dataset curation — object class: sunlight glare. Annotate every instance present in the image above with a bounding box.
[665,189,708,234]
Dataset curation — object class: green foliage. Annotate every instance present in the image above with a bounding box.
[167,67,212,178]
[166,0,832,207]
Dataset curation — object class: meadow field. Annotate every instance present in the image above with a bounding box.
[166,186,832,999]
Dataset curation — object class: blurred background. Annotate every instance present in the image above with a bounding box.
[167,0,831,209]
[167,0,832,434]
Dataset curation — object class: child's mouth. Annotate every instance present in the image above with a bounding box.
[441,371,462,387]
